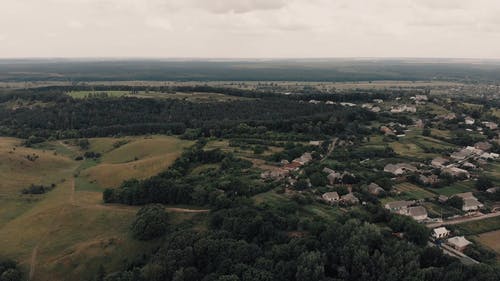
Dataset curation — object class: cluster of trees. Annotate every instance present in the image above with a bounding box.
[103,143,269,208]
[99,203,500,281]
[21,183,55,195]
[0,259,22,281]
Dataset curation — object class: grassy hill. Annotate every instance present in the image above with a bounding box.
[0,136,200,281]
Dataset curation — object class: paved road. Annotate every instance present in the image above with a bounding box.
[427,241,479,265]
[426,211,500,228]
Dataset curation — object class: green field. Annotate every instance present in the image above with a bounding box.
[430,181,474,196]
[454,216,500,235]
[394,182,436,199]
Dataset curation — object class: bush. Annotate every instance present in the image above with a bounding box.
[131,204,169,240]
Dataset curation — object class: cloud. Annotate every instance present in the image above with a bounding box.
[196,0,288,14]
[145,18,173,30]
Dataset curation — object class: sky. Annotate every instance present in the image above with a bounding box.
[1,0,500,59]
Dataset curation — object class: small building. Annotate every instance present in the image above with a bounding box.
[373,99,384,103]
[341,193,359,205]
[419,174,439,185]
[371,106,381,113]
[482,121,498,130]
[327,172,342,185]
[447,236,472,252]
[367,183,385,195]
[384,163,417,175]
[441,113,456,121]
[384,200,413,212]
[322,167,335,174]
[463,198,484,212]
[438,195,449,203]
[415,95,428,102]
[380,126,395,136]
[293,152,313,165]
[283,161,302,171]
[322,192,340,204]
[309,141,322,146]
[431,157,449,168]
[486,187,500,194]
[465,117,475,125]
[474,141,492,151]
[454,192,483,212]
[432,227,450,239]
[441,167,470,179]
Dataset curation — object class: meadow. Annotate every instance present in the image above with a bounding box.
[0,136,199,280]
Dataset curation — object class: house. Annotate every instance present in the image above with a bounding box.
[260,169,288,180]
[367,183,385,195]
[454,192,483,212]
[322,167,335,174]
[322,192,340,204]
[432,227,450,239]
[480,152,499,160]
[474,141,492,151]
[361,103,373,109]
[309,141,322,146]
[482,121,498,130]
[384,200,413,212]
[486,187,500,194]
[441,113,456,121]
[309,100,321,104]
[340,102,356,107]
[391,105,416,113]
[465,117,475,125]
[327,172,342,185]
[371,106,381,113]
[441,167,470,178]
[325,101,335,105]
[407,206,428,221]
[438,195,449,203]
[384,163,417,175]
[373,99,383,103]
[463,198,484,212]
[431,157,449,168]
[414,119,424,128]
[293,152,313,165]
[415,95,428,102]
[461,162,476,170]
[450,146,483,161]
[283,161,301,171]
[341,193,359,205]
[380,126,395,136]
[419,174,439,185]
[447,236,472,252]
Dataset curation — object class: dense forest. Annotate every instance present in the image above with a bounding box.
[0,87,376,141]
[2,59,500,82]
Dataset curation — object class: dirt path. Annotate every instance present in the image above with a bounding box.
[427,211,500,228]
[28,244,39,281]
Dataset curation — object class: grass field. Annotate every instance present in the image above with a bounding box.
[454,216,500,235]
[390,130,455,159]
[0,136,202,281]
[474,230,500,257]
[394,182,436,199]
[430,181,474,196]
[82,136,193,188]
[67,90,250,102]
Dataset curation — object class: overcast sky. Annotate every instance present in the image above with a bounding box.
[1,0,499,58]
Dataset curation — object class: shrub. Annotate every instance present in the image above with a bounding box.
[131,204,169,240]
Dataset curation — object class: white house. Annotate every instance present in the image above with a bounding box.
[432,227,450,239]
[447,236,472,252]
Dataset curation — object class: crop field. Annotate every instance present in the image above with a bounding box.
[394,182,436,199]
[390,131,455,159]
[429,181,474,196]
[0,136,203,280]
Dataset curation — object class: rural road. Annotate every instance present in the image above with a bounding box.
[426,211,500,228]
[28,245,39,281]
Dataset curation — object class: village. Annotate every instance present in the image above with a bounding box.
[260,92,500,263]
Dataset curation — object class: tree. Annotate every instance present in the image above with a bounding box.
[296,251,325,281]
[131,204,169,240]
[475,176,493,191]
[447,196,464,210]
